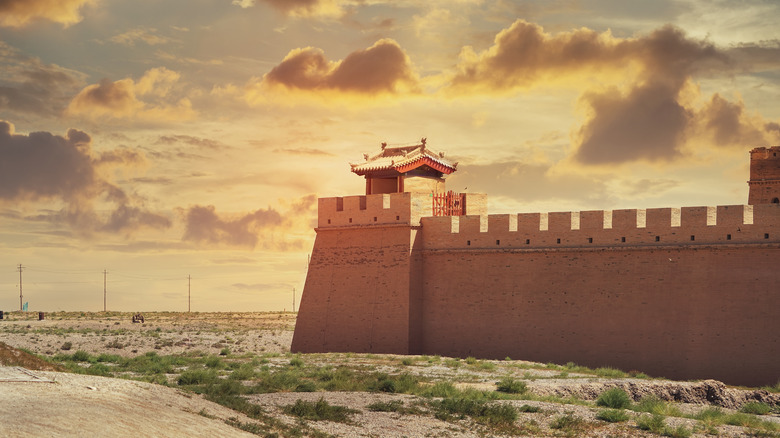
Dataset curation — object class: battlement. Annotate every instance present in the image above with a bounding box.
[421,204,780,249]
[317,192,488,228]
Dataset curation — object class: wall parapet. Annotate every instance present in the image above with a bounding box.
[421,204,780,249]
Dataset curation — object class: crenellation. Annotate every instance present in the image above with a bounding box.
[417,204,780,249]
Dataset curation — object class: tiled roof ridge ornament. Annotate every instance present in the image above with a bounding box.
[381,142,387,150]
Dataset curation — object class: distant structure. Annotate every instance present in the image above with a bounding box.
[748,146,780,205]
[292,140,779,387]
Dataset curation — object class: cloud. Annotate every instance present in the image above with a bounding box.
[0,0,96,28]
[66,67,195,122]
[181,205,283,248]
[0,120,170,234]
[248,39,419,102]
[181,194,317,250]
[233,0,343,17]
[448,20,780,165]
[273,147,333,156]
[0,41,86,117]
[110,27,172,47]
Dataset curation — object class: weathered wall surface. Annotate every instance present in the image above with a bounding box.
[290,224,417,354]
[418,245,778,386]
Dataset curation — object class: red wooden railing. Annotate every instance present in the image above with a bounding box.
[432,191,465,216]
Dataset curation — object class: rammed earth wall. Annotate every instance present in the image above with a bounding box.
[291,193,780,387]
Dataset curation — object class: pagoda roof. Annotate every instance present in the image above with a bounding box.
[350,139,458,176]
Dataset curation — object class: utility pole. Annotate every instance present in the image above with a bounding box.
[292,287,296,313]
[18,264,23,311]
[103,269,107,312]
[188,275,191,312]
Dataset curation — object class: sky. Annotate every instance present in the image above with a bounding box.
[1,0,779,312]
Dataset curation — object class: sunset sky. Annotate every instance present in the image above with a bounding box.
[1,0,779,312]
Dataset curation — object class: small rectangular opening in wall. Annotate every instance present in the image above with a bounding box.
[690,235,695,241]
[349,218,352,223]
[621,236,626,243]
[556,238,561,244]
[525,239,530,244]
[396,215,400,220]
[727,234,732,240]
[655,236,660,242]
[467,240,471,246]
[373,217,377,222]
[327,219,331,224]
[336,197,344,212]
[765,233,770,239]
[496,239,500,245]
[587,237,593,243]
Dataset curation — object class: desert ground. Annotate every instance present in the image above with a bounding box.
[0,311,777,437]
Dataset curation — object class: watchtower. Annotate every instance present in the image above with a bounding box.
[350,138,458,195]
[748,146,780,204]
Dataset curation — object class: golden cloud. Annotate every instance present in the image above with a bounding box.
[246,39,420,104]
[0,0,97,28]
[66,67,195,122]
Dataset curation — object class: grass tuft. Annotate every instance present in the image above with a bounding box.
[596,387,632,409]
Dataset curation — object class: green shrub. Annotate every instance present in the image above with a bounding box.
[421,381,458,398]
[465,356,477,365]
[596,408,629,423]
[366,400,405,412]
[219,347,230,356]
[636,413,666,434]
[550,414,586,431]
[664,424,692,438]
[595,367,628,378]
[294,381,317,392]
[430,397,517,426]
[204,356,223,369]
[740,402,771,415]
[596,387,632,409]
[496,377,528,394]
[282,398,357,423]
[178,369,218,385]
[85,363,112,377]
[289,357,304,367]
[633,395,681,416]
[518,404,541,413]
[401,357,414,366]
[60,342,72,351]
[71,350,91,362]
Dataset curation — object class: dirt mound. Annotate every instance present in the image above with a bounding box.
[530,379,780,410]
[0,342,61,371]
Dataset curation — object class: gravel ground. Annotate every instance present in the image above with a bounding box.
[1,312,777,438]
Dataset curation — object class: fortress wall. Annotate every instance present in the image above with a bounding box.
[291,224,416,354]
[420,204,780,249]
[419,245,779,386]
[317,192,437,228]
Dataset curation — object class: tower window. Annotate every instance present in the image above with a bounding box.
[327,219,331,224]
[373,217,377,222]
[588,237,593,243]
[349,218,352,223]
[467,240,471,246]
[727,234,732,240]
[396,215,400,220]
[556,238,561,244]
[773,198,779,204]
[655,236,660,242]
[621,237,626,243]
[525,239,530,244]
[690,235,695,241]
[765,233,770,239]
[496,239,500,245]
